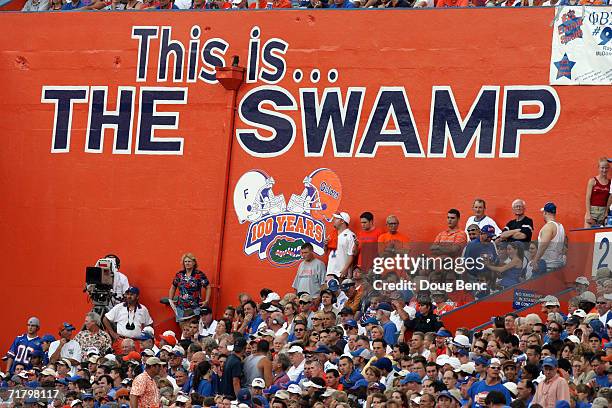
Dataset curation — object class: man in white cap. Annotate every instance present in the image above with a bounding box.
[541,296,567,320]
[326,212,356,280]
[130,357,162,408]
[4,317,43,374]
[286,345,305,381]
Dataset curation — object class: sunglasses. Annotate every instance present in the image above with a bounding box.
[295,328,304,332]
[474,346,484,351]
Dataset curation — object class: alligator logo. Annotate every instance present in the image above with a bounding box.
[234,168,342,267]
[267,236,305,266]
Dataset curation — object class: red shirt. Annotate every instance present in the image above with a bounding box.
[358,228,383,270]
[436,0,468,6]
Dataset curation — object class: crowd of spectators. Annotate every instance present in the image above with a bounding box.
[3,201,612,407]
[2,162,611,407]
[19,0,611,12]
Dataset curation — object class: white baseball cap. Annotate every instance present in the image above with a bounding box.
[575,276,590,285]
[288,345,304,354]
[70,400,82,407]
[263,292,281,303]
[566,335,581,344]
[176,395,190,403]
[287,384,302,394]
[572,309,587,318]
[333,212,350,224]
[452,335,470,348]
[447,357,461,370]
[503,382,518,397]
[251,378,265,388]
[303,380,323,389]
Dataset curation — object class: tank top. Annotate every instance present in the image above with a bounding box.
[538,220,565,269]
[591,177,611,207]
[243,354,265,385]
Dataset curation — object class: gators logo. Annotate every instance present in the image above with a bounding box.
[267,236,306,266]
[233,168,342,267]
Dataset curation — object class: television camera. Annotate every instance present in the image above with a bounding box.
[85,257,121,316]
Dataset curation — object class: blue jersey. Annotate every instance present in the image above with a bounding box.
[5,334,43,373]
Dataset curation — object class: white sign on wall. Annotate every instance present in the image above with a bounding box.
[593,231,612,276]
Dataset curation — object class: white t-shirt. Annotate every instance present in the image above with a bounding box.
[287,358,305,381]
[112,271,130,305]
[326,229,356,277]
[48,339,82,366]
[465,215,502,236]
[391,305,416,332]
[199,320,218,338]
[105,303,153,338]
[174,0,192,8]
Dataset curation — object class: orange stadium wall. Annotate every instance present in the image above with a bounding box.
[0,9,610,351]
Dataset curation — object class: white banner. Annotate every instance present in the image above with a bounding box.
[550,6,612,85]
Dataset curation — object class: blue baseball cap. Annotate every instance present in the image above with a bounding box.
[436,329,452,338]
[373,357,392,372]
[604,342,612,349]
[474,356,490,366]
[541,202,557,214]
[400,372,422,385]
[136,332,153,341]
[542,356,558,368]
[344,319,357,328]
[263,385,281,395]
[328,279,340,292]
[377,302,393,312]
[363,317,378,325]
[41,334,56,343]
[349,378,368,390]
[67,375,82,382]
[61,322,76,331]
[24,398,38,405]
[82,394,94,400]
[481,225,495,237]
[30,349,44,358]
[126,287,140,295]
[313,345,332,354]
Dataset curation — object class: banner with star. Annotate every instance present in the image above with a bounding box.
[550,6,612,85]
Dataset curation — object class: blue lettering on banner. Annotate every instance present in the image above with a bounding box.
[41,86,89,153]
[512,289,541,310]
[236,86,298,158]
[301,88,365,157]
[356,87,424,157]
[428,86,499,158]
[42,26,563,159]
[500,86,560,158]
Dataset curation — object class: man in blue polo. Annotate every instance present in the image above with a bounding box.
[466,358,512,408]
[376,302,398,346]
[338,355,364,388]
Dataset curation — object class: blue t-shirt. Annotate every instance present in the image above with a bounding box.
[329,0,355,6]
[61,0,83,9]
[467,380,512,408]
[195,379,213,397]
[595,373,610,388]
[383,321,398,346]
[5,335,43,373]
[340,369,364,388]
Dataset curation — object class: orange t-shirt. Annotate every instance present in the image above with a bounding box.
[358,228,383,270]
[273,0,291,6]
[377,231,409,255]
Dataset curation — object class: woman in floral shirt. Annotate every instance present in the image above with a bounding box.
[168,253,210,321]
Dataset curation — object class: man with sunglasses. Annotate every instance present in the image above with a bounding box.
[596,294,611,326]
[466,358,511,408]
[104,287,153,351]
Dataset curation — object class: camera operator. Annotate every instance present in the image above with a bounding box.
[102,287,153,353]
[104,254,130,306]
